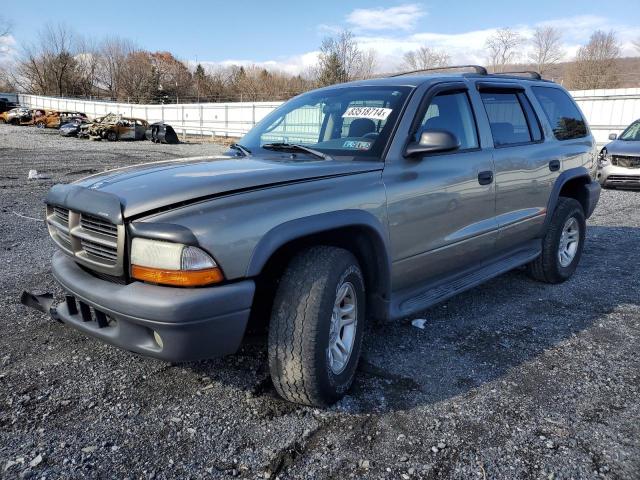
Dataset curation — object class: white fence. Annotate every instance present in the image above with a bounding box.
[17,87,640,145]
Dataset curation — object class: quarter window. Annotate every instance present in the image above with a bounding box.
[531,86,588,140]
[415,91,479,150]
[480,91,537,147]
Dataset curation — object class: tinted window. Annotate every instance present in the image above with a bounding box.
[415,91,478,150]
[531,86,587,140]
[480,92,532,146]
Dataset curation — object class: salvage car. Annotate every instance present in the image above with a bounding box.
[59,118,91,137]
[0,107,41,125]
[0,97,18,114]
[34,110,88,129]
[85,113,149,141]
[32,66,601,407]
[597,119,640,188]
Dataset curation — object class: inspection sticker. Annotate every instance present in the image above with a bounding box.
[342,106,392,121]
[343,140,373,150]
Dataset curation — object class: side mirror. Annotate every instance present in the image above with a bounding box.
[608,133,617,141]
[405,130,461,157]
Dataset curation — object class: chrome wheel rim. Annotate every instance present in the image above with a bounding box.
[558,217,580,267]
[327,281,357,375]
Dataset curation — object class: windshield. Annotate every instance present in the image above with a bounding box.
[240,85,413,159]
[619,121,640,141]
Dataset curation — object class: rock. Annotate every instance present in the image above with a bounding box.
[28,455,43,468]
[400,455,409,462]
[437,442,446,449]
[431,446,439,453]
[359,460,370,469]
[81,446,97,453]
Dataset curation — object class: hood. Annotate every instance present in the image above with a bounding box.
[604,140,640,156]
[71,155,383,218]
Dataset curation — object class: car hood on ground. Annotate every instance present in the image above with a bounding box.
[604,140,640,156]
[72,155,383,218]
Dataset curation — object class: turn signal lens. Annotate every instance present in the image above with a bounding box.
[131,265,224,287]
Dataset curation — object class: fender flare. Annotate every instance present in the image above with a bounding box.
[246,210,392,317]
[544,166,600,229]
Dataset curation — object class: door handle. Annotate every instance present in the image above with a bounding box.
[478,170,494,185]
[549,159,561,172]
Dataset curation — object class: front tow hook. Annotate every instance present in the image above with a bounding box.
[20,291,61,323]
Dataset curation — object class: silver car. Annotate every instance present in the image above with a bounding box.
[598,119,640,188]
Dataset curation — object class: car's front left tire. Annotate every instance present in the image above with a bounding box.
[268,246,365,407]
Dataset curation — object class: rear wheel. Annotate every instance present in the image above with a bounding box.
[106,131,118,141]
[36,121,46,129]
[268,246,365,406]
[527,197,586,283]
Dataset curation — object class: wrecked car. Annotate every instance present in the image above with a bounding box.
[0,98,18,114]
[0,107,42,125]
[598,119,640,188]
[34,111,88,129]
[34,66,600,407]
[85,113,149,141]
[145,122,179,144]
[59,118,91,137]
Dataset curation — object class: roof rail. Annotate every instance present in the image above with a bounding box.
[389,65,488,77]
[493,71,542,80]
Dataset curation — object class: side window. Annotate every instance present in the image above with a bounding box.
[480,91,536,147]
[415,91,479,150]
[531,86,587,140]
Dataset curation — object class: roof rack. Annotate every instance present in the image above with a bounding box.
[389,65,488,77]
[493,71,542,80]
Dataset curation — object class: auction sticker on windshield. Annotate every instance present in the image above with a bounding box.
[342,107,392,121]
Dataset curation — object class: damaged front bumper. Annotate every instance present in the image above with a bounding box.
[41,252,255,362]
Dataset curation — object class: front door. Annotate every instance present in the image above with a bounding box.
[384,83,498,291]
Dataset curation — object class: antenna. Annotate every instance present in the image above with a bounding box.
[389,65,488,77]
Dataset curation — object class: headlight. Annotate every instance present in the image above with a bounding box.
[130,237,224,286]
[598,149,610,167]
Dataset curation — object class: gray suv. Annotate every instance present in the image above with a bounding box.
[40,66,600,406]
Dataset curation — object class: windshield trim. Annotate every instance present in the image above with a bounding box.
[619,120,640,141]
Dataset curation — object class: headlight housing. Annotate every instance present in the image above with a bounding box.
[130,238,224,286]
[598,148,611,168]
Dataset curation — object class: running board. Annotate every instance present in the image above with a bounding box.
[390,247,541,319]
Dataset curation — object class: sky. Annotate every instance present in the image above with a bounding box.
[1,1,639,73]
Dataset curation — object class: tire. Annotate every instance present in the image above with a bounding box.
[527,197,586,283]
[106,131,118,142]
[36,121,45,129]
[268,246,366,407]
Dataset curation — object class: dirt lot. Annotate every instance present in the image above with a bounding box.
[1,124,639,479]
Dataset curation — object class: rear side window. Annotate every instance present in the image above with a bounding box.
[480,92,538,147]
[531,87,587,140]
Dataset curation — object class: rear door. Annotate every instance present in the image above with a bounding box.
[384,82,498,291]
[475,82,555,252]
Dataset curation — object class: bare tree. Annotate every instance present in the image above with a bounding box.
[96,36,135,99]
[16,24,80,96]
[529,26,564,75]
[485,28,523,72]
[402,46,450,71]
[357,49,377,79]
[567,30,621,90]
[0,15,11,39]
[317,30,367,85]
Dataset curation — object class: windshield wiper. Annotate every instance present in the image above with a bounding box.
[261,142,331,160]
[229,143,252,156]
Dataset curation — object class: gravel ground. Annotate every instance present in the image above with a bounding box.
[1,124,639,479]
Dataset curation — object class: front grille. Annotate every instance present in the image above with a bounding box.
[612,155,640,168]
[606,175,640,184]
[46,205,125,277]
[80,238,118,261]
[80,213,118,237]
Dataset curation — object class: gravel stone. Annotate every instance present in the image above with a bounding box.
[0,124,639,479]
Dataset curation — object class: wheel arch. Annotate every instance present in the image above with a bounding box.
[545,167,599,229]
[246,210,391,322]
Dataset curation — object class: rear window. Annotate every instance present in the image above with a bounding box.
[531,87,588,140]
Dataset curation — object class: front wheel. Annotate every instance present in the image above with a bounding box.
[527,197,586,283]
[106,131,118,142]
[268,246,365,406]
[36,121,46,129]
